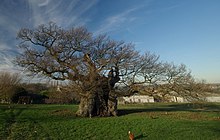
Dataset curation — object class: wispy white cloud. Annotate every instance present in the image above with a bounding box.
[0,43,8,51]
[94,5,143,35]
[0,2,25,35]
[0,0,99,74]
[38,0,51,7]
[0,42,21,72]
[27,0,99,27]
[0,52,16,72]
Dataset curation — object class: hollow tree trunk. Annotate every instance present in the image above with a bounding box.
[76,69,119,117]
[76,81,117,117]
[76,54,120,117]
[76,93,95,117]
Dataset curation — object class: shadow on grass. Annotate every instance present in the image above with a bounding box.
[118,103,220,116]
[0,104,78,124]
[135,133,148,140]
[1,106,26,123]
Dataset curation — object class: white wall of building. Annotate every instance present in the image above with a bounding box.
[121,95,154,104]
[206,96,220,102]
[118,95,220,104]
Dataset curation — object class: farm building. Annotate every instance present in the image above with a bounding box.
[206,96,220,102]
[165,95,186,103]
[118,95,154,104]
[118,94,188,104]
[118,92,220,104]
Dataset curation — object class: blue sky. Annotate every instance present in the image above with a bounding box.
[0,0,220,83]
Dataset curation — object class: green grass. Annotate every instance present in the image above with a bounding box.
[0,103,220,140]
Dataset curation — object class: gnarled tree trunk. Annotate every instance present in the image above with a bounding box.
[76,66,120,117]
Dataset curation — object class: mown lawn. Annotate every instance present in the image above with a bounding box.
[0,103,219,140]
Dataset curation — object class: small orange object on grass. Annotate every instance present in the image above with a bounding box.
[128,131,134,140]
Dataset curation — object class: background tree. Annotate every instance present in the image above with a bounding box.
[123,60,206,102]
[158,63,191,100]
[0,71,23,103]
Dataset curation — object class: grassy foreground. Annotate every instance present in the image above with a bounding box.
[0,103,219,140]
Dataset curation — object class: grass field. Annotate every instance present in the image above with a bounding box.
[0,103,220,140]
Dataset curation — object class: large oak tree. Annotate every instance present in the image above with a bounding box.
[16,22,203,117]
[16,22,148,117]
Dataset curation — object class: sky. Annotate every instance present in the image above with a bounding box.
[0,0,220,83]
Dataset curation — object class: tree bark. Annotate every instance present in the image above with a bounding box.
[76,83,117,117]
[108,90,118,116]
[76,67,120,117]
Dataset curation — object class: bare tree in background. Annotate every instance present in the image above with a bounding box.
[157,63,205,101]
[125,60,206,102]
[0,72,22,103]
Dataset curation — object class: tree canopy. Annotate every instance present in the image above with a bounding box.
[16,22,204,117]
